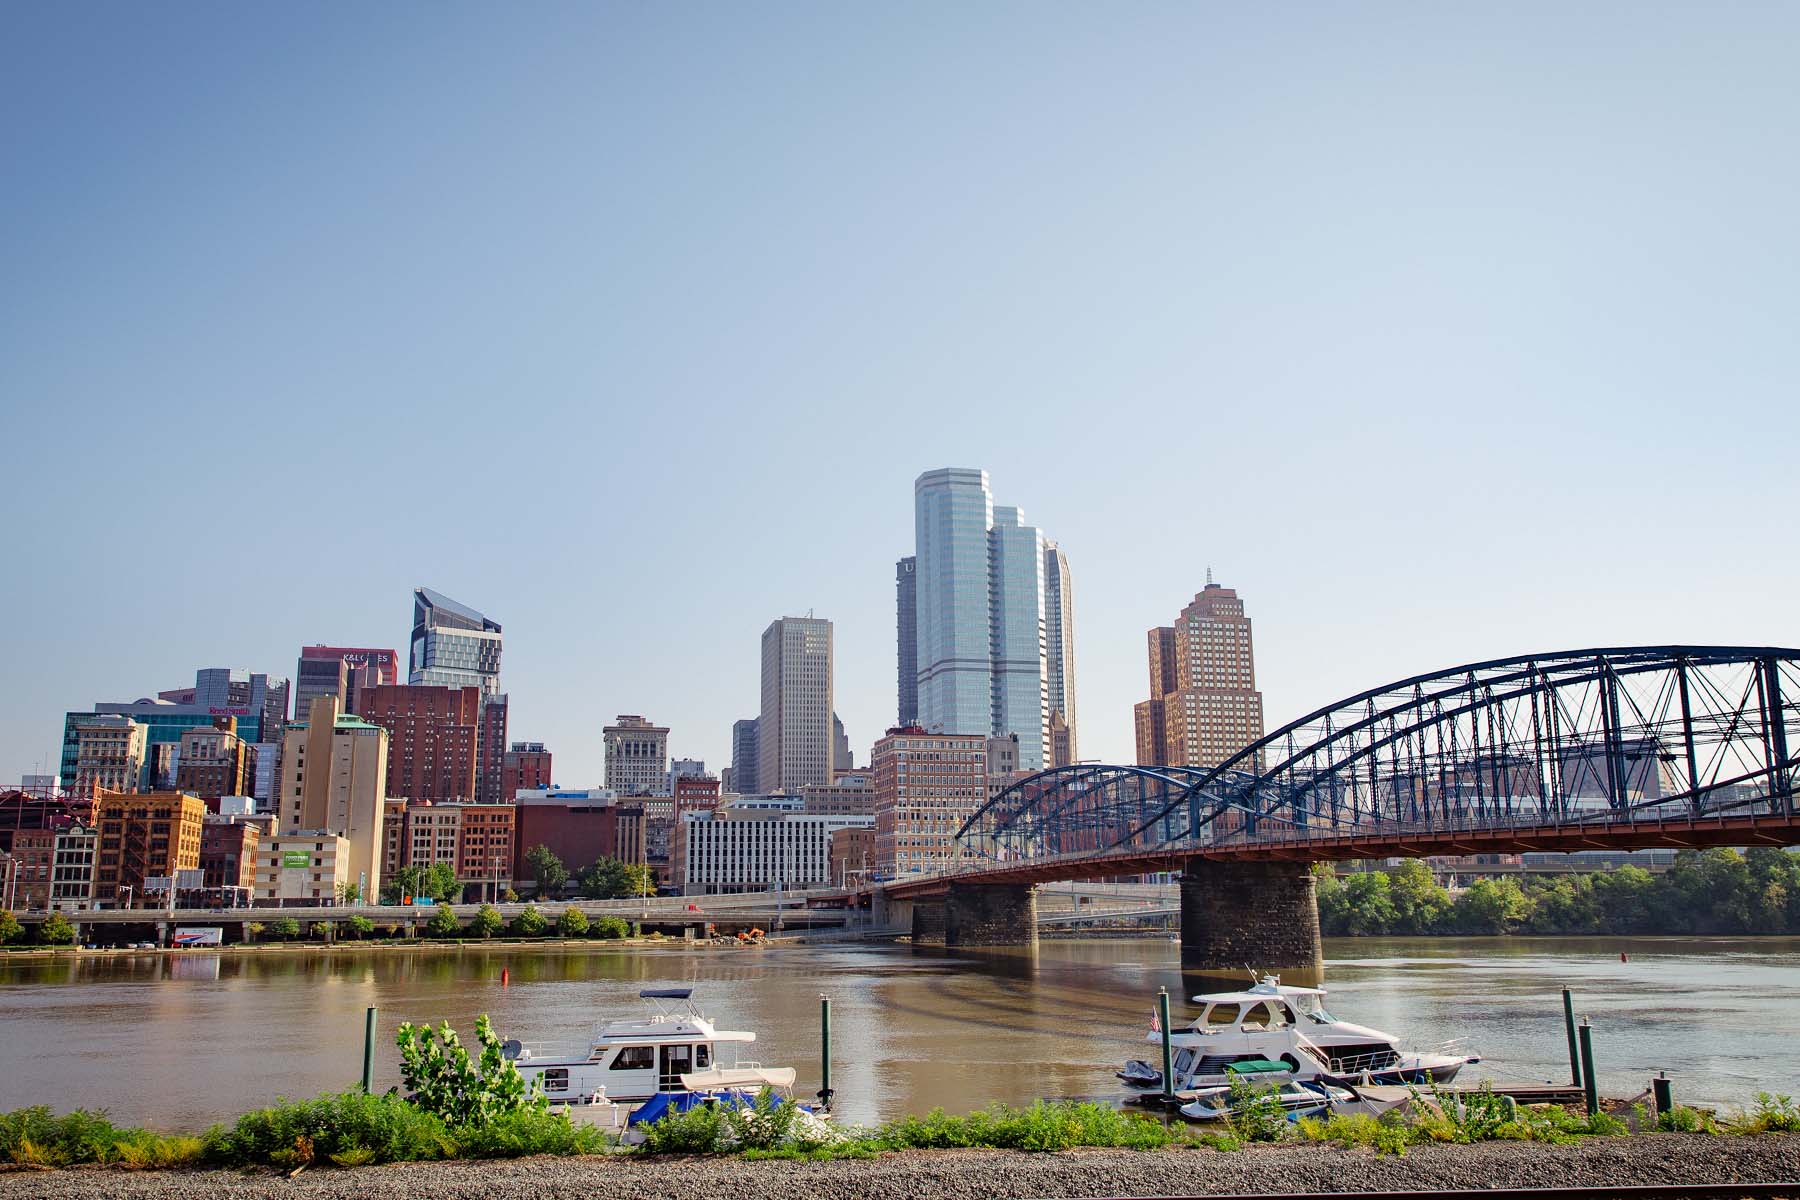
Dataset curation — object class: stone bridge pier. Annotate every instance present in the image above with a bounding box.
[1179,860,1321,975]
[890,883,1038,948]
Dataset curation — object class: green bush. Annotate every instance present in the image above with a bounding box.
[1223,1079,1292,1143]
[638,1101,726,1154]
[396,1015,544,1128]
[427,903,461,938]
[345,915,375,939]
[592,915,629,940]
[874,1101,1174,1152]
[470,905,503,938]
[271,917,302,940]
[511,905,547,937]
[557,907,588,936]
[203,1091,452,1167]
[0,910,23,945]
[0,1107,205,1167]
[1732,1093,1800,1134]
[449,1106,608,1158]
[723,1087,802,1150]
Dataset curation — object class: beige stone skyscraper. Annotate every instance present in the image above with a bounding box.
[1133,580,1264,769]
[279,695,389,899]
[759,616,834,790]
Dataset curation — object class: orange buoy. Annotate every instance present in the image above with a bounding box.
[501,967,510,986]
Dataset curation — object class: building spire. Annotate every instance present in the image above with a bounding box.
[1206,565,1214,586]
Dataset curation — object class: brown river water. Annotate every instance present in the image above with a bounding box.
[1,935,1795,1129]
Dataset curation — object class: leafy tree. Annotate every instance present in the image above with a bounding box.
[245,921,266,943]
[592,915,629,940]
[1387,860,1452,934]
[557,907,589,937]
[422,863,461,904]
[1452,878,1528,934]
[511,905,547,937]
[383,866,422,904]
[0,910,23,945]
[427,903,461,938]
[335,881,362,906]
[579,857,630,900]
[524,845,567,898]
[271,917,302,940]
[502,888,520,903]
[37,913,76,945]
[345,915,375,939]
[394,1015,546,1125]
[1336,872,1397,935]
[470,904,503,938]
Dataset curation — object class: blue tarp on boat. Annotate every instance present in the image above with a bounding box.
[627,1089,757,1126]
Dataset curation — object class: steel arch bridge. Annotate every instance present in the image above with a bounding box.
[949,646,1800,880]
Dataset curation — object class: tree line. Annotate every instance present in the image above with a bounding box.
[375,848,655,908]
[1315,847,1800,937]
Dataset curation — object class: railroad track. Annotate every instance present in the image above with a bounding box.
[1086,1185,1800,1200]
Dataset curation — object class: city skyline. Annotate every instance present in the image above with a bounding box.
[5,5,1799,787]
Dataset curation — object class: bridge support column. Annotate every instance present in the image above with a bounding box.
[945,883,1037,948]
[910,900,947,945]
[1180,862,1320,974]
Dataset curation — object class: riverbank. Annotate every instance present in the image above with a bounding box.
[2,1136,1796,1199]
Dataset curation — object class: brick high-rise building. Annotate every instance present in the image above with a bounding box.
[872,727,988,877]
[1133,580,1264,769]
[92,790,206,907]
[477,694,509,804]
[175,718,251,799]
[200,816,260,891]
[501,742,553,801]
[294,645,400,717]
[357,684,481,802]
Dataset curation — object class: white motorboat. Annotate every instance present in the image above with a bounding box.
[503,987,794,1107]
[1121,975,1477,1091]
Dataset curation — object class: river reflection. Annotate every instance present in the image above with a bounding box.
[1,936,1794,1129]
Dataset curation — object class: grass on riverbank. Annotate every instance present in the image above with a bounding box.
[4,1089,1796,1171]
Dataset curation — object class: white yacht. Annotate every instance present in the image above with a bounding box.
[503,987,795,1106]
[1121,975,1477,1091]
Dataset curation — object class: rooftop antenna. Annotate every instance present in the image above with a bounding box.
[1206,565,1214,586]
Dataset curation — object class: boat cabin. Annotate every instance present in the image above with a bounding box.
[506,987,763,1103]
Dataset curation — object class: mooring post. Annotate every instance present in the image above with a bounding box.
[1578,1019,1598,1115]
[1562,988,1582,1089]
[362,1006,377,1092]
[1158,987,1175,1103]
[1652,1072,1673,1125]
[818,993,834,1111]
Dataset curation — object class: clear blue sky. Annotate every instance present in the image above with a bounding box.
[4,2,1797,786]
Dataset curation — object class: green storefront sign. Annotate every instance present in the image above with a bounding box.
[281,851,313,869]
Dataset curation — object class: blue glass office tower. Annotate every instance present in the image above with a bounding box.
[912,469,1065,771]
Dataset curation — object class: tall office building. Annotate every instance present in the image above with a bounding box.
[408,588,503,695]
[605,715,669,796]
[1042,540,1077,766]
[357,684,482,802]
[758,617,834,791]
[294,646,400,717]
[1134,580,1264,769]
[277,695,389,901]
[477,694,509,804]
[832,714,853,773]
[911,468,1070,771]
[729,719,760,796]
[195,668,291,737]
[895,557,918,726]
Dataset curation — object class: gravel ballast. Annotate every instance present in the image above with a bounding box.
[0,1135,1795,1199]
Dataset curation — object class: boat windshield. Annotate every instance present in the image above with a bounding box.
[1290,993,1339,1024]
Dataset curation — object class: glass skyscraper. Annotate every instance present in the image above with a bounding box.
[911,468,1071,772]
[408,588,503,695]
